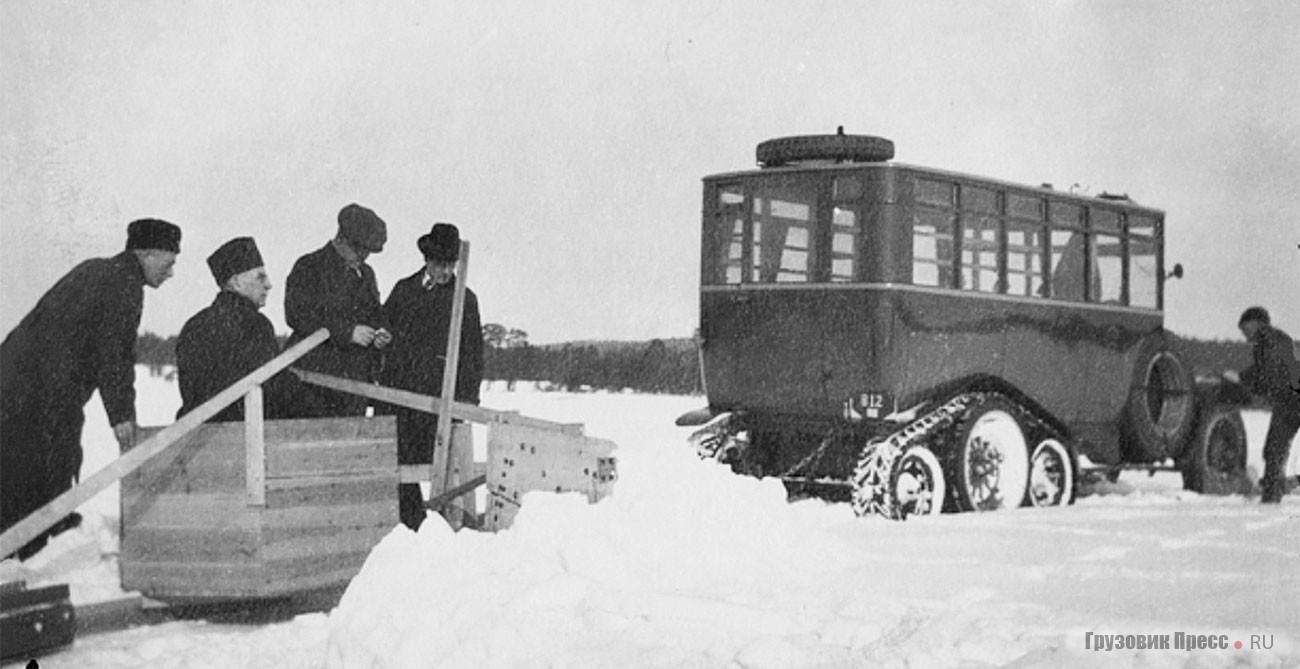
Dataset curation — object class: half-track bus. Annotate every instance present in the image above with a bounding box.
[680,131,1250,519]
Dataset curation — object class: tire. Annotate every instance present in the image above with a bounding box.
[756,133,895,167]
[946,397,1031,512]
[852,442,945,520]
[1122,334,1196,461]
[1026,438,1076,507]
[1179,404,1250,495]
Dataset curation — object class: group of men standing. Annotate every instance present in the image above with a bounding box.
[1,204,482,559]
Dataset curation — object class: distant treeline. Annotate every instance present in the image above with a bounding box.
[135,326,702,395]
[134,329,1263,397]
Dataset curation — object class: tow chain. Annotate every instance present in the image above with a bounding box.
[850,393,981,519]
[780,431,840,479]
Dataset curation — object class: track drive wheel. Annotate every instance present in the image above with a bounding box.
[852,442,946,520]
[946,396,1031,512]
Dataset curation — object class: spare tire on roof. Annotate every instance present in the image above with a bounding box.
[757,132,895,167]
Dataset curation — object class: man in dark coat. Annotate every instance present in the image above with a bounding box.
[176,237,320,422]
[381,223,484,530]
[1238,306,1300,504]
[1,219,181,559]
[284,204,392,416]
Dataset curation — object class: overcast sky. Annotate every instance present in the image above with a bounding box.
[3,1,1297,344]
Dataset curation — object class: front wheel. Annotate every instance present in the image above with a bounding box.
[1179,404,1251,495]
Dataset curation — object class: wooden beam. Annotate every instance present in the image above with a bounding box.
[424,475,486,511]
[244,385,266,506]
[433,240,471,506]
[293,369,583,434]
[0,328,330,559]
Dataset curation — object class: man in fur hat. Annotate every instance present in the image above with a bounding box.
[176,237,320,423]
[284,204,392,416]
[381,222,484,530]
[1,218,181,559]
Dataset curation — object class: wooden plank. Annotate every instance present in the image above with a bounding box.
[293,369,583,434]
[265,438,395,478]
[122,493,257,531]
[260,499,397,531]
[121,562,274,600]
[264,473,396,509]
[120,526,261,564]
[262,415,397,445]
[0,328,330,558]
[124,550,374,600]
[124,424,245,498]
[259,515,394,546]
[426,475,487,510]
[259,528,389,562]
[434,240,471,512]
[445,421,476,522]
[245,385,266,506]
[265,560,374,596]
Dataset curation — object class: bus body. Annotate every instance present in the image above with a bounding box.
[684,134,1241,516]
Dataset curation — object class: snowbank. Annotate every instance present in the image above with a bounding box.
[325,391,1299,669]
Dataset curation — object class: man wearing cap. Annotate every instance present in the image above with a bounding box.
[176,237,321,422]
[1237,306,1300,504]
[284,204,392,416]
[0,218,181,559]
[381,223,484,530]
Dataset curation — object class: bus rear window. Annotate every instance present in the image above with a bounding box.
[706,180,820,285]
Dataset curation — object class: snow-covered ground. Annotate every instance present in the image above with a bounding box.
[4,368,1298,668]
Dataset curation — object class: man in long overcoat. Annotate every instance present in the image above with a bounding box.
[1238,306,1300,504]
[1,219,181,559]
[176,237,320,422]
[381,223,484,530]
[284,204,392,416]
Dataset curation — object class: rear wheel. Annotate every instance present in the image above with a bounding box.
[1179,404,1250,495]
[1026,438,1076,507]
[947,398,1030,512]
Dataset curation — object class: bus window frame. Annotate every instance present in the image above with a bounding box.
[703,168,1165,312]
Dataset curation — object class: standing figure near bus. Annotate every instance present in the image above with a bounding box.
[284,204,392,417]
[176,237,321,423]
[381,223,484,530]
[1237,306,1300,504]
[1,219,181,559]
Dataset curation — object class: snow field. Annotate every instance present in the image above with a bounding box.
[5,372,1297,668]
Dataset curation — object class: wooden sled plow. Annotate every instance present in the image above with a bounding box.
[0,326,617,657]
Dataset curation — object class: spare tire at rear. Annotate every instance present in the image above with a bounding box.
[1121,332,1195,462]
[757,133,895,167]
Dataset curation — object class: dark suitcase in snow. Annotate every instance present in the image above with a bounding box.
[0,582,76,661]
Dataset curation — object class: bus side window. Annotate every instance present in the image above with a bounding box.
[1050,230,1092,302]
[1006,220,1046,298]
[1092,232,1123,303]
[913,209,956,287]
